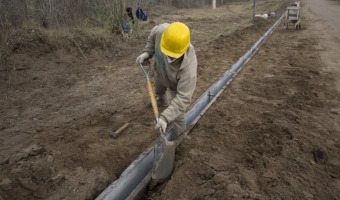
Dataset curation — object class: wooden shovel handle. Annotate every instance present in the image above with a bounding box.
[147,79,160,119]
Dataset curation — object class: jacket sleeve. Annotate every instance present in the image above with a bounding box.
[142,25,158,57]
[161,59,197,123]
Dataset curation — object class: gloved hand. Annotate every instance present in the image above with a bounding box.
[155,117,167,133]
[136,52,150,64]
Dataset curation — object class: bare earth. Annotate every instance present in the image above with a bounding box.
[0,0,339,200]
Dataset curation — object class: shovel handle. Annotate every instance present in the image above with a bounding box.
[147,79,160,119]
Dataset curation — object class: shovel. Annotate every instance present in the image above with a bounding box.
[138,64,177,184]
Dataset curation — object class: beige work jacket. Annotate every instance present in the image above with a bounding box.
[143,23,197,123]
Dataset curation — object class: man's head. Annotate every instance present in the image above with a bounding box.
[160,22,190,59]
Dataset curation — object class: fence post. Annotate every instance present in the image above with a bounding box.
[253,0,256,19]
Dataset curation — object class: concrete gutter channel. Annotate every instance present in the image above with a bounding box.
[96,13,286,200]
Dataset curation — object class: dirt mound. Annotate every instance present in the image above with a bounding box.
[0,26,148,200]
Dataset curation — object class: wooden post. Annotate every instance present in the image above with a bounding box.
[212,0,216,9]
[120,0,125,18]
[253,0,256,19]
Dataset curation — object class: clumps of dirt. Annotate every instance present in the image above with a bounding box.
[312,147,328,164]
[0,144,62,199]
[0,142,111,200]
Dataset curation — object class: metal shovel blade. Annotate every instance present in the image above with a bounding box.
[152,135,176,180]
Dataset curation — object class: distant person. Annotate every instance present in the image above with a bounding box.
[125,7,135,24]
[136,22,197,139]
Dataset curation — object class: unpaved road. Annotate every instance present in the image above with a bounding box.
[307,0,340,36]
[305,0,340,92]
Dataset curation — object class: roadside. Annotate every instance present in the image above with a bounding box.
[304,0,340,92]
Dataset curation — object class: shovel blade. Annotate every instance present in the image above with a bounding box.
[152,136,176,180]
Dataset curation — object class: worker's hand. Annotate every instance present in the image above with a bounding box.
[155,117,167,133]
[136,52,150,64]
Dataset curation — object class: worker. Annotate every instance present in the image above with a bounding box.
[136,22,197,139]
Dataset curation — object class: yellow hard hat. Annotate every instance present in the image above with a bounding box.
[160,22,190,58]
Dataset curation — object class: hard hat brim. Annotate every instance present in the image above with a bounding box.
[160,44,185,59]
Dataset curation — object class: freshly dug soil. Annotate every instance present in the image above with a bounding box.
[150,10,340,200]
[0,1,339,199]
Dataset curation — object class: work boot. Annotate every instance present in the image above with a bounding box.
[146,96,166,108]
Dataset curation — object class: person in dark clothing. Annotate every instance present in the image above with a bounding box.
[126,7,135,24]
